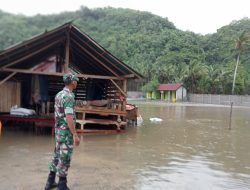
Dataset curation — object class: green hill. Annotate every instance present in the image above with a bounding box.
[0,7,250,94]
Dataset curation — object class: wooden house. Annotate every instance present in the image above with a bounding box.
[0,23,143,133]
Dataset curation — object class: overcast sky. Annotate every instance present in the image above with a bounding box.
[1,0,250,34]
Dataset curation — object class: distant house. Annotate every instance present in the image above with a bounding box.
[158,83,187,102]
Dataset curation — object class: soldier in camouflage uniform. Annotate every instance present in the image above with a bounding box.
[45,73,80,190]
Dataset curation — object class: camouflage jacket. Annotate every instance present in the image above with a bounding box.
[54,87,76,129]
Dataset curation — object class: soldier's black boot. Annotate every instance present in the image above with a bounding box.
[57,177,70,190]
[45,171,57,190]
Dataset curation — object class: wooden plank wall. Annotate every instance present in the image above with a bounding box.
[48,77,121,102]
[0,81,21,112]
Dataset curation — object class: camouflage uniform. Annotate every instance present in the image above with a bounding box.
[48,87,76,177]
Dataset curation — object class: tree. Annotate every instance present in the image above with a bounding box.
[141,78,159,92]
[184,61,207,93]
[232,31,250,94]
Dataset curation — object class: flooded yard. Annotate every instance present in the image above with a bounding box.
[1,102,250,190]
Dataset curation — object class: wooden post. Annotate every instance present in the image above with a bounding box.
[0,121,2,135]
[229,102,233,130]
[46,101,50,116]
[64,31,70,73]
[41,102,45,115]
[52,128,55,136]
[123,79,127,95]
[81,112,85,130]
[123,79,127,111]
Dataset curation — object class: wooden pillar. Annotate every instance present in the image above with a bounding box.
[122,79,127,111]
[81,112,85,130]
[64,29,70,73]
[123,79,127,95]
[0,121,2,135]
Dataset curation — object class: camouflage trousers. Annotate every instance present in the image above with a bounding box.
[48,129,73,177]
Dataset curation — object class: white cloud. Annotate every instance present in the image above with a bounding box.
[0,0,250,34]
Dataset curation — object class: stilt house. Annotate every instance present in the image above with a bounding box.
[0,23,143,133]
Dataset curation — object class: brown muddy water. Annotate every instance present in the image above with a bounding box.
[0,102,250,190]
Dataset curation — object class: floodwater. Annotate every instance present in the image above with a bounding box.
[1,102,250,190]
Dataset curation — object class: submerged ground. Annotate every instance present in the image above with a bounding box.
[0,102,250,190]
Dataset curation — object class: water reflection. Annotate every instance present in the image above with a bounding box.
[133,103,250,190]
[136,155,249,190]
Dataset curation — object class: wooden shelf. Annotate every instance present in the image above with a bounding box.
[75,105,127,131]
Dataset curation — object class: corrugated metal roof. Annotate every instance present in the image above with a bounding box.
[158,83,183,91]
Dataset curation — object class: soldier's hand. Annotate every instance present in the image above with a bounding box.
[73,134,80,146]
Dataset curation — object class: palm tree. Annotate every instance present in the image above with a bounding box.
[185,61,208,93]
[206,65,219,94]
[174,63,189,83]
[218,68,231,94]
[232,31,250,94]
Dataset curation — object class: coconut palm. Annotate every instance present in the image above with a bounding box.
[185,61,208,93]
[232,31,250,94]
[217,68,231,94]
[174,63,189,83]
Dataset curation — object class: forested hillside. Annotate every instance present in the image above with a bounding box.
[0,7,250,94]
